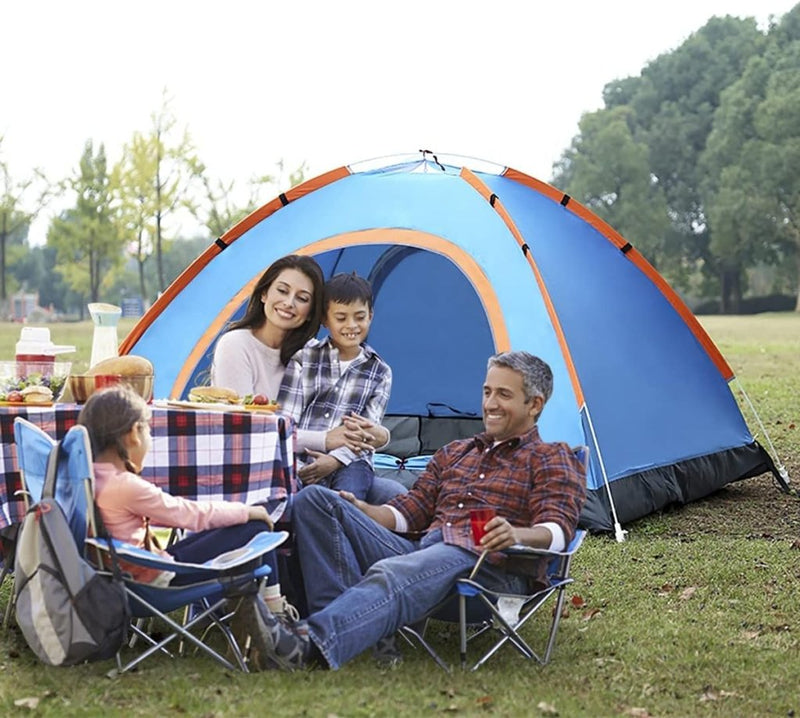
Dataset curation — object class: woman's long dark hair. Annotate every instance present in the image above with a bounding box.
[226,254,325,365]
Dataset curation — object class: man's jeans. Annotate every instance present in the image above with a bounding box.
[293,485,526,669]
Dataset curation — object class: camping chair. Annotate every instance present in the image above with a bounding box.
[400,446,589,672]
[12,417,288,673]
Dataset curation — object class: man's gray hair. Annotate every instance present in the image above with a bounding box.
[487,351,553,404]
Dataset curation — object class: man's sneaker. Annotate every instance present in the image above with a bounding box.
[372,634,403,668]
[233,595,310,671]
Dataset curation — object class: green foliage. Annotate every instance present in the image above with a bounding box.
[556,9,800,312]
[0,136,51,308]
[47,141,124,304]
[114,90,205,294]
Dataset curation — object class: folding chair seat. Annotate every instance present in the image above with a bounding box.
[400,446,589,672]
[86,532,288,673]
[12,417,288,674]
[400,529,586,671]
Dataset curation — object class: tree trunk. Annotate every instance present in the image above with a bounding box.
[137,228,147,299]
[795,250,800,312]
[0,214,6,302]
[720,267,743,314]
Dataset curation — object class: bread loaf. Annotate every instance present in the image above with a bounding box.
[87,355,154,377]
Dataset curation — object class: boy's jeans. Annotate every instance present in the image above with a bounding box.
[293,485,526,669]
[317,459,373,500]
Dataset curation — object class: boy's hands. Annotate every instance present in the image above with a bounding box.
[299,450,343,483]
[342,414,389,451]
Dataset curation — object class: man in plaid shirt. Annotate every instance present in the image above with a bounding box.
[277,273,392,500]
[239,350,586,671]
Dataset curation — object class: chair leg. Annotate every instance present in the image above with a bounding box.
[117,594,242,674]
[542,586,568,664]
[398,623,451,673]
[459,594,468,670]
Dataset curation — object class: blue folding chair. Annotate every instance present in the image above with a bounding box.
[401,446,589,672]
[3,420,92,627]
[12,417,288,673]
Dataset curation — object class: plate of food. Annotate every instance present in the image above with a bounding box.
[165,386,280,414]
[0,385,58,407]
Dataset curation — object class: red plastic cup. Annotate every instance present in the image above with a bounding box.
[94,374,123,390]
[470,507,496,546]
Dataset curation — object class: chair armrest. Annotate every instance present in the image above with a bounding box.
[504,529,586,559]
[86,530,289,576]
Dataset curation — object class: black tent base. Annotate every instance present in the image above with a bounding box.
[579,441,784,534]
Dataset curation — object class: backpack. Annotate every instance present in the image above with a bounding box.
[13,441,129,666]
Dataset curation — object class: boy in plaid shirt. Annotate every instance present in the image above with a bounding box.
[277,273,392,500]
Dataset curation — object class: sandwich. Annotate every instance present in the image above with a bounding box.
[21,385,54,404]
[188,386,240,404]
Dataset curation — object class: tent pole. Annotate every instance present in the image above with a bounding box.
[583,406,628,543]
[731,378,791,489]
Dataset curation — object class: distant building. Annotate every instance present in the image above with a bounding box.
[11,292,49,322]
[121,297,145,318]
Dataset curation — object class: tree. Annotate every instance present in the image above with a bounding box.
[0,137,51,314]
[113,132,157,300]
[144,91,203,292]
[48,141,124,304]
[700,7,800,311]
[565,15,772,309]
[754,29,800,310]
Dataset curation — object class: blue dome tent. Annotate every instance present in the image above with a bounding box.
[121,153,783,537]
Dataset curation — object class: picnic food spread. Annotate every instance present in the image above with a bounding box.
[187,386,280,411]
[188,386,241,404]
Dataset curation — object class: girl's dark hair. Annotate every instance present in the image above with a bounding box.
[77,385,149,473]
[225,254,325,365]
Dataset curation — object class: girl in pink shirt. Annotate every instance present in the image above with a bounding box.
[78,385,274,586]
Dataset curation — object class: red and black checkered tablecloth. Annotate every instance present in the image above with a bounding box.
[0,403,296,528]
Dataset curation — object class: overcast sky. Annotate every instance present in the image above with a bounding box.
[3,0,797,244]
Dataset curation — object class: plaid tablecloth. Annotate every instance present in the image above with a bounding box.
[0,403,297,529]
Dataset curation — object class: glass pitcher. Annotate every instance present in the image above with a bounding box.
[88,303,122,368]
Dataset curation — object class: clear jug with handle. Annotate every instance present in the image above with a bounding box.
[88,303,122,368]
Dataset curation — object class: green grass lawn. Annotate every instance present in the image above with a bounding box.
[0,314,798,717]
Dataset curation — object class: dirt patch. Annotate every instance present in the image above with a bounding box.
[647,460,800,540]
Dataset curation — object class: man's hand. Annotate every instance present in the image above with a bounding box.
[479,518,555,552]
[298,451,342,484]
[479,516,518,552]
[338,490,367,511]
[338,489,397,529]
